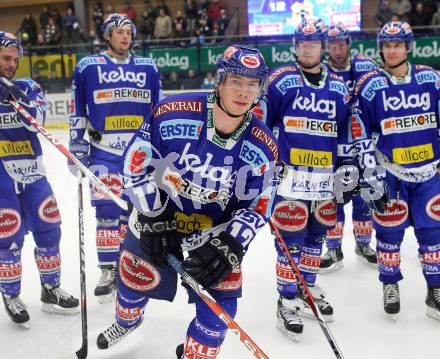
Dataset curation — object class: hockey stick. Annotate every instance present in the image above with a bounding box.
[167,254,270,359]
[76,171,88,359]
[0,77,127,211]
[269,220,344,359]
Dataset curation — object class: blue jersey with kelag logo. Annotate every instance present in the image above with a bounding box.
[69,52,161,161]
[262,62,352,200]
[0,78,47,184]
[327,55,378,93]
[122,92,279,250]
[353,64,440,183]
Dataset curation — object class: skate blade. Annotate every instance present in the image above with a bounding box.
[13,321,30,329]
[276,322,301,342]
[97,291,116,304]
[426,306,440,321]
[355,255,377,267]
[41,303,80,315]
[385,313,398,321]
[319,261,344,274]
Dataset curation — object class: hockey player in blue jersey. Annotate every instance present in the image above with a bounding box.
[69,14,162,300]
[320,23,378,273]
[353,21,440,320]
[263,18,352,340]
[96,45,279,357]
[0,32,78,328]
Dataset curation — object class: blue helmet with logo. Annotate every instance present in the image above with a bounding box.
[0,32,23,57]
[293,18,328,46]
[101,13,137,40]
[215,45,268,85]
[377,21,413,51]
[327,23,351,45]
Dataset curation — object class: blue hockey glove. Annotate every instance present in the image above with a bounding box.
[0,78,30,105]
[68,139,90,174]
[182,231,244,288]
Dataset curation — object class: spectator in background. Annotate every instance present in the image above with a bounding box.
[184,0,199,34]
[52,9,64,33]
[44,17,61,46]
[63,6,80,44]
[410,2,431,32]
[154,8,172,40]
[174,10,188,31]
[182,69,200,89]
[18,13,37,45]
[431,2,440,31]
[40,6,50,31]
[33,34,47,55]
[199,0,210,12]
[410,0,437,16]
[197,9,213,37]
[144,0,154,14]
[190,28,205,45]
[166,71,182,90]
[201,71,215,89]
[122,1,136,23]
[173,22,189,47]
[104,4,116,20]
[153,0,170,19]
[217,8,229,38]
[208,0,224,23]
[93,2,104,35]
[139,10,156,40]
[376,0,394,27]
[392,0,412,22]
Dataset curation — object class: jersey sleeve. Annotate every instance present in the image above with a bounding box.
[69,62,89,141]
[14,78,47,132]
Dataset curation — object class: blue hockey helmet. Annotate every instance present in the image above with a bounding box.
[215,45,268,85]
[377,21,413,51]
[293,18,328,47]
[0,32,23,57]
[101,13,137,40]
[327,23,351,45]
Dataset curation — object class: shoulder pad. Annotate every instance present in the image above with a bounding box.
[328,78,351,103]
[76,55,107,74]
[14,77,41,92]
[413,64,440,86]
[268,65,297,84]
[250,124,279,164]
[153,96,204,119]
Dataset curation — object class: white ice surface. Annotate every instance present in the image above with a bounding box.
[0,130,438,359]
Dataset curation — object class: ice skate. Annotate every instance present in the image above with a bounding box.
[319,248,344,274]
[95,265,116,304]
[41,284,79,315]
[426,286,440,321]
[383,283,400,320]
[355,243,377,266]
[97,318,143,349]
[2,294,30,329]
[276,296,304,341]
[299,284,334,322]
[176,343,184,358]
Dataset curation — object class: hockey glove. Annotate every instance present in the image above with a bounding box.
[68,139,90,174]
[182,231,244,288]
[359,167,390,214]
[0,79,30,105]
[138,208,178,267]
